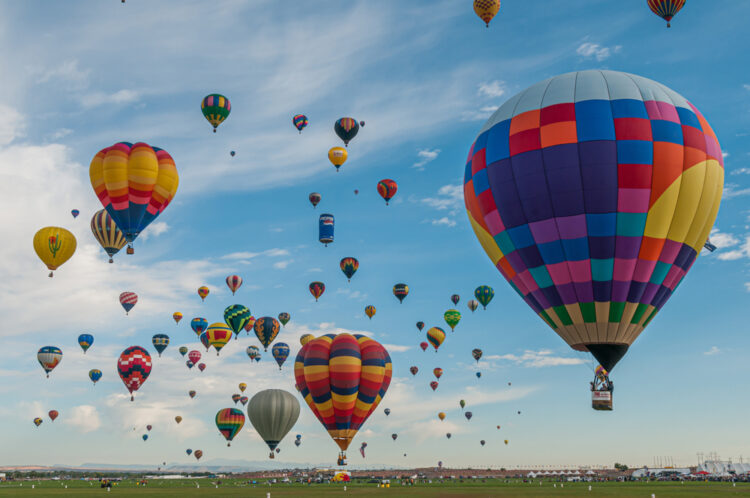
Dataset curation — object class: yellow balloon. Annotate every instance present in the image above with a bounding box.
[473,0,500,27]
[33,227,77,277]
[239,383,247,393]
[175,416,182,424]
[300,333,314,347]
[438,412,446,421]
[328,147,347,171]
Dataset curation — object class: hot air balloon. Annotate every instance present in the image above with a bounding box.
[328,147,347,171]
[239,383,247,393]
[476,372,482,379]
[48,410,59,422]
[293,114,308,133]
[226,275,242,295]
[199,332,209,351]
[295,334,391,465]
[206,323,232,355]
[444,310,461,331]
[480,440,485,446]
[300,334,314,347]
[119,292,137,315]
[364,305,376,319]
[497,425,501,429]
[173,312,183,324]
[271,342,290,370]
[254,317,280,351]
[146,425,152,431]
[446,433,451,439]
[472,348,483,362]
[433,368,443,379]
[240,396,249,406]
[384,408,391,416]
[198,362,206,372]
[391,434,398,441]
[201,94,231,132]
[151,334,169,357]
[214,408,245,446]
[416,321,424,331]
[309,192,321,208]
[33,227,76,277]
[465,412,473,421]
[278,312,291,327]
[197,286,209,301]
[360,442,367,458]
[189,390,196,399]
[89,142,178,254]
[467,300,479,312]
[246,345,260,361]
[188,350,201,365]
[430,381,439,391]
[78,334,94,354]
[340,257,359,281]
[334,117,359,146]
[224,304,252,339]
[118,346,152,401]
[89,369,102,385]
[647,0,685,27]
[294,439,301,447]
[309,281,325,301]
[393,283,409,303]
[474,286,494,310]
[244,316,256,335]
[473,0,500,27]
[175,416,182,424]
[247,389,300,457]
[319,214,334,245]
[464,70,724,398]
[90,210,127,263]
[451,294,460,306]
[354,189,359,195]
[71,209,80,218]
[186,449,192,456]
[377,179,398,205]
[504,439,509,445]
[186,360,194,369]
[38,346,62,378]
[409,366,418,376]
[142,434,148,441]
[438,412,446,421]
[34,418,43,427]
[232,394,241,404]
[460,399,466,410]
[419,342,428,352]
[426,327,446,352]
[190,317,208,336]
[230,150,235,157]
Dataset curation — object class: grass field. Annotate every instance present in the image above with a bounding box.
[0,479,748,497]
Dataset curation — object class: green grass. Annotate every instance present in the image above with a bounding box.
[0,479,748,497]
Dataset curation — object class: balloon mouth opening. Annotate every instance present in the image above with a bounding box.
[582,343,629,372]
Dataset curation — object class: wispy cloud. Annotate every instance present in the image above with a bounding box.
[477,80,506,99]
[138,221,169,241]
[707,228,750,261]
[273,259,293,269]
[488,349,585,368]
[743,84,750,91]
[32,59,90,90]
[730,167,750,175]
[431,217,457,227]
[64,405,102,433]
[80,89,140,109]
[704,346,721,356]
[421,184,463,213]
[413,148,441,170]
[723,183,750,199]
[576,42,621,61]
[462,105,499,121]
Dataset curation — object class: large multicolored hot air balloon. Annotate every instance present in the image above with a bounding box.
[173,312,183,324]
[294,334,392,465]
[247,389,300,458]
[328,147,347,171]
[201,94,231,132]
[340,257,359,281]
[377,179,398,205]
[119,292,137,315]
[444,310,461,331]
[473,0,500,27]
[278,312,291,327]
[224,304,252,339]
[151,334,169,357]
[190,317,208,336]
[117,346,152,401]
[474,286,494,309]
[647,0,685,27]
[197,286,209,301]
[38,346,62,378]
[309,192,321,208]
[206,323,232,356]
[464,70,723,381]
[293,114,308,133]
[334,117,359,146]
[364,305,376,319]
[393,283,409,303]
[89,369,102,385]
[226,275,242,295]
[78,334,94,354]
[254,317,280,351]
[90,209,127,263]
[215,408,245,446]
[33,227,76,277]
[271,342,290,370]
[426,327,446,352]
[309,281,325,301]
[319,214,334,245]
[89,142,178,253]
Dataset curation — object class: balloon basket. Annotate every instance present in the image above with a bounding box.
[591,390,612,411]
[126,246,134,255]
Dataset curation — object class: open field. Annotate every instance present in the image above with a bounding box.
[0,480,748,497]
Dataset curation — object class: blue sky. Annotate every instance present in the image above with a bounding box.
[1,0,750,469]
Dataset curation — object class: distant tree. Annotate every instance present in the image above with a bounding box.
[614,463,629,471]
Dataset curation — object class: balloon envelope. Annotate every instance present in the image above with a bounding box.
[33,227,76,276]
[247,389,300,451]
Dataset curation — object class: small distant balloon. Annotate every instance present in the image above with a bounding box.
[197,286,209,301]
[173,312,183,324]
[328,147,347,172]
[71,209,80,218]
[309,192,321,208]
[293,114,308,133]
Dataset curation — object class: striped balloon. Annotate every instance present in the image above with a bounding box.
[190,317,208,336]
[119,292,138,315]
[647,0,686,27]
[309,281,325,301]
[224,304,252,339]
[201,94,231,132]
[117,346,152,401]
[271,342,290,370]
[37,346,63,378]
[199,331,210,351]
[206,323,233,356]
[254,317,280,351]
[197,286,209,301]
[226,275,242,295]
[426,327,446,352]
[393,283,409,303]
[78,334,94,354]
[294,334,392,461]
[340,257,359,281]
[172,312,183,324]
[334,117,359,146]
[293,114,309,133]
[151,334,169,357]
[377,179,398,205]
[215,408,245,446]
[90,209,126,263]
[244,315,256,334]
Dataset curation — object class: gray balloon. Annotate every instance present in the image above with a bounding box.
[247,389,300,451]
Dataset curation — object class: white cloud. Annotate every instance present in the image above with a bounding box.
[704,346,720,356]
[431,217,457,227]
[576,42,621,61]
[306,267,323,273]
[421,184,463,212]
[413,148,440,170]
[709,227,740,250]
[222,248,290,261]
[0,105,24,146]
[723,183,750,199]
[478,80,506,98]
[64,405,102,433]
[32,59,90,90]
[462,105,499,121]
[743,84,750,91]
[722,151,730,160]
[490,349,585,368]
[272,259,293,269]
[49,128,73,140]
[138,221,169,241]
[731,167,750,175]
[80,89,140,109]
[381,344,411,353]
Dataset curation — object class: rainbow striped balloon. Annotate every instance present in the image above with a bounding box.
[215,408,245,446]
